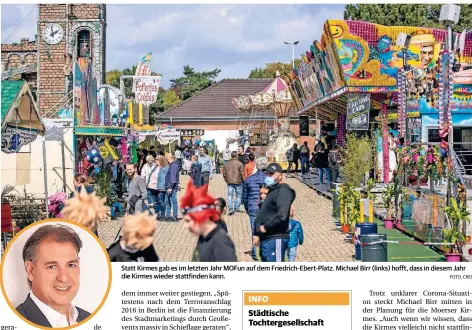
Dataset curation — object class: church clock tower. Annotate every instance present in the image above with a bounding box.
[37,4,106,114]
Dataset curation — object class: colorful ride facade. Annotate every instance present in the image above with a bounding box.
[288,19,472,144]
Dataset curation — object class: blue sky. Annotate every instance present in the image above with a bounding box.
[1,4,345,88]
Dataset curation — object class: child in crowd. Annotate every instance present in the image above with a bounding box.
[214,198,229,234]
[107,212,160,262]
[287,206,304,262]
[258,184,269,209]
[189,155,203,187]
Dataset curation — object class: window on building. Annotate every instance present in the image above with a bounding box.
[77,30,91,59]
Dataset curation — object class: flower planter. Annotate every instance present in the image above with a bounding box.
[384,217,394,229]
[445,253,462,262]
[341,223,350,234]
[351,234,356,244]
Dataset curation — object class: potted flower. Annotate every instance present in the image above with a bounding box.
[382,184,395,229]
[442,198,470,262]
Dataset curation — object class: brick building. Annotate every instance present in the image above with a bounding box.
[157,78,316,150]
[1,38,38,99]
[1,4,106,115]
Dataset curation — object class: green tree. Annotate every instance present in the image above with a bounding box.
[170,65,221,100]
[248,61,301,79]
[344,4,472,32]
[162,89,180,110]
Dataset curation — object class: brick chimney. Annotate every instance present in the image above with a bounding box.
[21,38,29,44]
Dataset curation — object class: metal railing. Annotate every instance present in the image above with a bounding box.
[41,90,74,119]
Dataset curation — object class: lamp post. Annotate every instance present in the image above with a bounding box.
[284,41,299,69]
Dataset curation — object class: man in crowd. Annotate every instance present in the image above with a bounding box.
[222,151,245,215]
[126,163,147,214]
[198,146,213,186]
[242,157,268,260]
[300,141,310,176]
[17,225,90,327]
[328,145,341,183]
[222,145,231,165]
[253,163,295,262]
[149,146,157,158]
[238,145,248,165]
[181,181,237,262]
[214,145,221,174]
[165,153,180,221]
[285,143,300,176]
[315,144,331,185]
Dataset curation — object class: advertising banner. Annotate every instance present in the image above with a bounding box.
[1,126,38,153]
[133,51,153,92]
[346,93,370,130]
[135,76,162,105]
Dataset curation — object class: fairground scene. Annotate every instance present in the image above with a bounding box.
[1,4,471,262]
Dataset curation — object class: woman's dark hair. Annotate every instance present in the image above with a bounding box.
[215,198,227,213]
[248,152,255,161]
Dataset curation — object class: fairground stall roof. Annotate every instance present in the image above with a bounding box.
[1,80,44,133]
[289,20,472,120]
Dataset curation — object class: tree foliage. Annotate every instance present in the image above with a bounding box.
[170,65,221,100]
[340,133,374,188]
[248,61,301,79]
[162,89,180,110]
[344,4,472,32]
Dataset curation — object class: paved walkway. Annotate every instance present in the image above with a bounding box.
[97,174,354,262]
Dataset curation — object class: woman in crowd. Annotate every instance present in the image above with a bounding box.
[69,173,93,198]
[214,197,229,234]
[189,155,203,187]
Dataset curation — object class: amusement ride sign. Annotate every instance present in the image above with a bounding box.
[346,94,370,130]
[135,76,162,105]
[133,52,153,92]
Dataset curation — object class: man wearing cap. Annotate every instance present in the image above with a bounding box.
[253,163,295,262]
[242,157,268,260]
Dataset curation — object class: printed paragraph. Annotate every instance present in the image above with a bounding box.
[121,289,232,330]
[362,289,472,330]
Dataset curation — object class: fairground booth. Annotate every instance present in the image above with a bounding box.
[287,19,472,258]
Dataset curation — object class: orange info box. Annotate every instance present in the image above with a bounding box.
[242,291,352,330]
[244,291,350,306]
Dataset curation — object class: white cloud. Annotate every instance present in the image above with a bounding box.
[2,4,346,87]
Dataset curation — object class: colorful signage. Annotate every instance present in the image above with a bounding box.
[1,126,38,153]
[346,94,370,130]
[133,52,153,92]
[135,76,161,105]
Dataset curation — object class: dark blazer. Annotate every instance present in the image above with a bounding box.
[16,293,90,327]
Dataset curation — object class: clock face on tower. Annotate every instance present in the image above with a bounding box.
[42,23,64,45]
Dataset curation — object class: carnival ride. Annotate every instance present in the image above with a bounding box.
[233,72,297,169]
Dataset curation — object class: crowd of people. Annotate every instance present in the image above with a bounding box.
[60,139,310,263]
[286,139,342,185]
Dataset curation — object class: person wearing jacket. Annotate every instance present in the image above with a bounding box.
[222,145,231,165]
[253,163,295,262]
[165,153,180,221]
[242,157,268,260]
[244,152,256,179]
[300,142,310,176]
[181,181,237,262]
[287,206,304,262]
[125,163,147,214]
[155,156,169,219]
[189,155,203,187]
[315,144,331,185]
[222,151,245,215]
[285,143,300,175]
[328,145,341,183]
[198,146,213,186]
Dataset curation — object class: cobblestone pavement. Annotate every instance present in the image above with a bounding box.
[98,174,354,262]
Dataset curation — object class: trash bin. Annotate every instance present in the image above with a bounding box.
[354,223,378,261]
[361,234,387,262]
[356,222,378,236]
